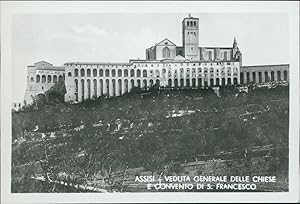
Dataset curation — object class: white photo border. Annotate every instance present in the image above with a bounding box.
[1,1,299,203]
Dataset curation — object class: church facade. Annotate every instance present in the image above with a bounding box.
[23,14,289,105]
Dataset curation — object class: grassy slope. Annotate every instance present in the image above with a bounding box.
[11,84,289,192]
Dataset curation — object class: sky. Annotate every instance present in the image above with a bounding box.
[12,13,289,102]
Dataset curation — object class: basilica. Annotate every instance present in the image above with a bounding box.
[24,14,289,104]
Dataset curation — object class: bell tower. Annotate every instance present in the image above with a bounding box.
[182,14,199,61]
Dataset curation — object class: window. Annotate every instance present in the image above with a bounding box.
[87,69,91,77]
[80,69,85,77]
[130,69,134,77]
[224,51,227,60]
[162,47,170,58]
[42,75,46,83]
[75,69,78,77]
[194,21,196,26]
[137,69,141,77]
[53,75,57,83]
[208,51,212,61]
[99,69,103,77]
[105,69,109,77]
[118,69,122,77]
[68,72,72,77]
[30,77,34,82]
[93,69,97,77]
[124,69,128,77]
[47,75,51,83]
[187,21,189,26]
[143,70,147,77]
[112,69,116,77]
[36,75,40,83]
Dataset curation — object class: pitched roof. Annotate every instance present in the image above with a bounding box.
[156,38,177,46]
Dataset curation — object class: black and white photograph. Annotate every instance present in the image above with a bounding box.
[1,1,299,203]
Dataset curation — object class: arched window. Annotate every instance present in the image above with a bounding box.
[130,69,134,77]
[224,51,227,60]
[99,69,103,77]
[156,70,160,78]
[42,75,46,83]
[194,21,196,26]
[105,69,109,77]
[87,69,91,77]
[30,77,34,82]
[137,69,141,77]
[277,71,281,81]
[75,69,78,77]
[118,69,122,77]
[187,21,189,26]
[284,70,288,81]
[80,69,85,77]
[112,69,116,77]
[36,75,40,83]
[143,70,147,77]
[53,75,57,83]
[68,72,72,77]
[93,69,97,77]
[124,69,128,77]
[162,47,170,58]
[47,75,52,83]
[58,75,63,82]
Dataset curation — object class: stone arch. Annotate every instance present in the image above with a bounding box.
[105,79,109,96]
[143,70,147,78]
[180,78,184,87]
[258,72,262,83]
[186,79,190,87]
[124,69,128,77]
[216,78,220,86]
[168,79,172,87]
[124,79,128,93]
[93,79,97,98]
[58,75,63,82]
[53,75,58,83]
[112,69,116,77]
[137,69,141,77]
[192,78,196,87]
[149,79,153,87]
[87,79,91,99]
[277,71,281,81]
[118,69,122,77]
[75,79,78,101]
[93,69,97,77]
[87,69,91,77]
[271,71,275,81]
[99,69,103,77]
[105,69,110,77]
[283,70,288,81]
[137,79,141,88]
[81,79,85,101]
[112,79,116,96]
[143,79,147,89]
[80,69,85,77]
[36,75,40,83]
[75,69,78,77]
[35,93,47,106]
[227,78,231,85]
[265,71,269,82]
[156,79,160,86]
[118,79,122,95]
[130,69,135,77]
[99,79,103,96]
[252,72,256,83]
[209,78,214,86]
[233,77,238,85]
[47,75,52,83]
[42,75,46,83]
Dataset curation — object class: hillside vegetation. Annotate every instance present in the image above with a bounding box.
[12,83,289,192]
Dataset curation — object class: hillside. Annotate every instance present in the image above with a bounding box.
[11,83,289,192]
